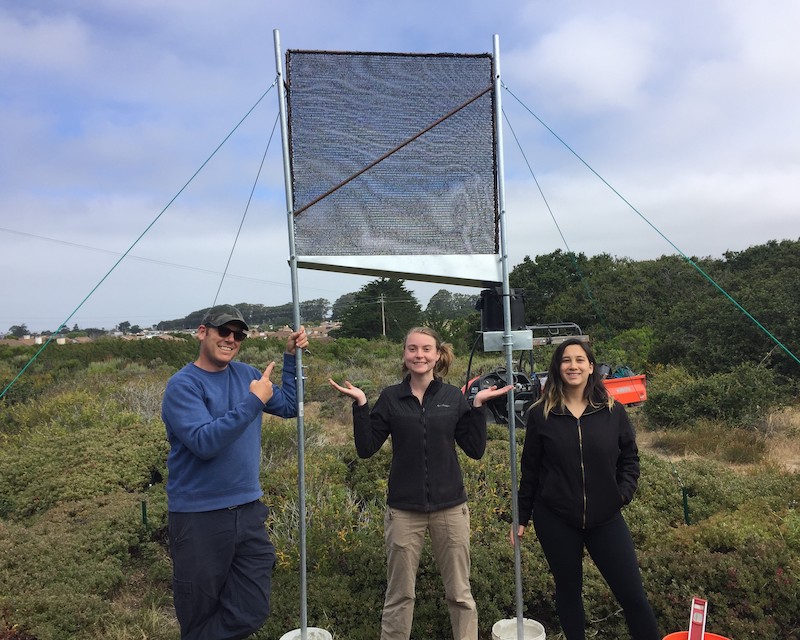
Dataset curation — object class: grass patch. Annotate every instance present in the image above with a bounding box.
[646,418,766,465]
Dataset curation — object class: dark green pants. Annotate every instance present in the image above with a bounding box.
[168,500,275,640]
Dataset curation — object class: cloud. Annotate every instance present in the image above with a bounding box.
[0,9,90,72]
[506,14,658,113]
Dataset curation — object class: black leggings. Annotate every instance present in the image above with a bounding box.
[532,503,660,640]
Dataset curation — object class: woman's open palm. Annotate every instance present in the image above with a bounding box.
[328,378,367,406]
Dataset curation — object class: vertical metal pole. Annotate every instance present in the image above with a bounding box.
[380,293,386,337]
[273,29,308,640]
[493,33,525,640]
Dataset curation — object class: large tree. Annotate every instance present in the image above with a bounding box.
[651,240,800,375]
[425,290,479,320]
[8,324,28,338]
[509,249,590,326]
[335,278,422,341]
[331,292,357,321]
[508,240,799,377]
[299,298,330,323]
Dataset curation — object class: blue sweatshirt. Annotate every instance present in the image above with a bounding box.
[161,354,298,512]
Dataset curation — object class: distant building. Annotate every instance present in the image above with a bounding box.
[256,322,340,341]
[2,322,342,345]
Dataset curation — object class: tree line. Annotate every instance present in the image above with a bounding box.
[326,239,798,380]
[507,239,798,378]
[8,239,797,382]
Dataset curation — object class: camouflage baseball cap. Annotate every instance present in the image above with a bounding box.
[200,304,249,330]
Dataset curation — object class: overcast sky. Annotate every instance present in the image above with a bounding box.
[1,1,798,332]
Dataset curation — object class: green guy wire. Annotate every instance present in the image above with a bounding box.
[1,83,277,401]
[502,82,799,367]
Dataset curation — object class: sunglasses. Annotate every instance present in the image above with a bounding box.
[211,325,247,342]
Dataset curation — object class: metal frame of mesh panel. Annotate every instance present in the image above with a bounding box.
[272,33,524,638]
[284,49,502,287]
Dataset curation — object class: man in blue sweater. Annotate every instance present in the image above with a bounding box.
[162,304,307,640]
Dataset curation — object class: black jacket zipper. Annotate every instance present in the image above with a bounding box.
[578,417,587,528]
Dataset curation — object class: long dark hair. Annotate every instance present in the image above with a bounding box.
[539,338,611,418]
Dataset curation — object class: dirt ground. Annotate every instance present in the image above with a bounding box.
[635,405,800,473]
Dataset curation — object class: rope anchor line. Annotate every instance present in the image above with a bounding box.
[0,83,279,402]
[501,82,798,367]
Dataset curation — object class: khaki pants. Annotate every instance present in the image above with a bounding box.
[381,504,478,640]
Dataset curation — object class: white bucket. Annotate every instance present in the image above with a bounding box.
[492,618,546,640]
[279,627,333,640]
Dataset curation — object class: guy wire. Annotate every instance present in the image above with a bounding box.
[502,108,610,332]
[1,82,278,401]
[501,82,798,366]
[211,111,281,308]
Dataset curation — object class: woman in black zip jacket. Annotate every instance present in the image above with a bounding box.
[330,327,511,640]
[512,338,660,640]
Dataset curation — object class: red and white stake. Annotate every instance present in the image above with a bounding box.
[687,597,708,640]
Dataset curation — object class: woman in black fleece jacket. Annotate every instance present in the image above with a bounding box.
[512,338,660,640]
[330,326,511,640]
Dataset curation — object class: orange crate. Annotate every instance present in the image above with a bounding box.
[603,375,647,405]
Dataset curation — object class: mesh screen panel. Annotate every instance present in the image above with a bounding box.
[286,51,498,262]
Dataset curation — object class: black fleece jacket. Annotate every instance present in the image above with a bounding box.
[353,376,488,512]
[517,400,640,529]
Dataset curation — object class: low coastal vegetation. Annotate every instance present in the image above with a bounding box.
[0,336,798,639]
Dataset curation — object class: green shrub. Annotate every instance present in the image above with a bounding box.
[644,364,780,428]
[0,389,167,519]
[643,505,800,638]
[0,494,164,640]
[595,326,655,374]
